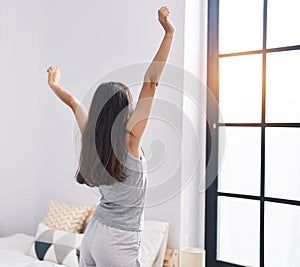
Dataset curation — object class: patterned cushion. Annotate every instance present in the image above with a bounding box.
[28,222,83,267]
[42,200,96,233]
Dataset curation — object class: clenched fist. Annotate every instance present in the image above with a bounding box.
[47,66,61,87]
[158,6,175,35]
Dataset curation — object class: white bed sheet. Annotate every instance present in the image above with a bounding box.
[0,233,62,267]
[0,221,169,267]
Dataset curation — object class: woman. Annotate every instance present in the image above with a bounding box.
[47,6,175,267]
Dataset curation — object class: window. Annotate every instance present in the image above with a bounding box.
[205,0,300,266]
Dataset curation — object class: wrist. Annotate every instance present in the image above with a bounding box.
[49,82,59,89]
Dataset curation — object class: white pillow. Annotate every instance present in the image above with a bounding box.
[141,220,169,267]
[28,223,84,267]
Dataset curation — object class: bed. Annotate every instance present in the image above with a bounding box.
[0,220,172,267]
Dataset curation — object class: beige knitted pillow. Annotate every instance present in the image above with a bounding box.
[42,200,96,233]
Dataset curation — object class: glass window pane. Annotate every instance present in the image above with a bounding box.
[217,197,260,267]
[265,128,300,201]
[265,202,300,267]
[266,50,300,123]
[219,55,262,123]
[219,0,263,54]
[267,0,300,48]
[218,127,261,196]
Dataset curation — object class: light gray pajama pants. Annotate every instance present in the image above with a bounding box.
[79,215,142,267]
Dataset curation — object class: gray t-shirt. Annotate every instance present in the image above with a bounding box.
[93,151,148,232]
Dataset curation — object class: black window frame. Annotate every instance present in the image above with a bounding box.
[205,0,300,266]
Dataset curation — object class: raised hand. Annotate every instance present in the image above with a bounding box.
[125,6,175,152]
[46,66,88,134]
[158,6,175,35]
[47,66,61,88]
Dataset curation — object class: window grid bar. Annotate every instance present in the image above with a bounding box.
[218,192,300,207]
[265,197,300,207]
[218,123,300,127]
[218,192,261,201]
[219,44,300,58]
[260,1,268,266]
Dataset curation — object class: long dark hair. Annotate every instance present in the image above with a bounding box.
[75,82,133,187]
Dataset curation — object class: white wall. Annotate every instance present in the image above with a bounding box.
[0,0,41,235]
[0,0,207,252]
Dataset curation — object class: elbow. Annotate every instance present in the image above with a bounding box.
[144,72,159,85]
[70,97,79,113]
[143,77,158,87]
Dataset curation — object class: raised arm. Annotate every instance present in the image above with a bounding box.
[126,6,175,158]
[47,66,88,134]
